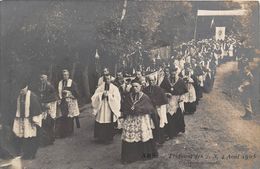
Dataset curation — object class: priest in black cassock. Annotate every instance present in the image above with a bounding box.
[13,81,42,159]
[192,60,203,104]
[121,79,158,163]
[113,71,131,102]
[202,67,213,93]
[143,76,168,145]
[56,69,80,138]
[37,72,58,146]
[160,67,188,139]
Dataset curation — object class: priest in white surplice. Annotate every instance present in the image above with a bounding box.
[13,82,42,159]
[91,75,121,144]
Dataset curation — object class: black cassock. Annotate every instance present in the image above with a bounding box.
[56,81,80,138]
[160,77,187,138]
[190,74,202,104]
[143,85,168,144]
[13,92,42,159]
[121,92,158,163]
[203,73,213,93]
[193,66,204,102]
[37,82,57,147]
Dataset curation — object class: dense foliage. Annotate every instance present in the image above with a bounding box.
[1,1,259,124]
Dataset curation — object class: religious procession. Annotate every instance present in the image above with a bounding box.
[0,1,260,169]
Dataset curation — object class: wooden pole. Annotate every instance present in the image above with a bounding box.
[114,63,117,77]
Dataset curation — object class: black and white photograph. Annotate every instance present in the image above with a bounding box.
[0,0,260,169]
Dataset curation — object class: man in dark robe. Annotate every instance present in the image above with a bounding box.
[12,82,42,159]
[209,58,217,84]
[202,67,213,93]
[56,69,80,138]
[113,71,131,102]
[189,61,202,105]
[182,77,197,115]
[160,67,188,139]
[37,72,57,146]
[180,64,197,115]
[160,67,172,93]
[121,79,158,163]
[113,71,131,134]
[193,61,204,102]
[143,76,168,145]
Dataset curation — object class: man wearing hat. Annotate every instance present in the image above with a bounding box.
[12,81,42,159]
[37,71,58,146]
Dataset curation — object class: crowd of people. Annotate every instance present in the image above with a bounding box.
[10,69,81,160]
[91,34,250,163]
[1,34,255,165]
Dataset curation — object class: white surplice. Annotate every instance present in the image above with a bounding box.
[91,83,121,123]
[13,90,42,138]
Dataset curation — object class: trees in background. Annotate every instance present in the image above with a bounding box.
[1,1,259,124]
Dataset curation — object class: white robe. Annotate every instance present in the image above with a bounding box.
[156,105,168,128]
[229,44,234,57]
[91,83,121,123]
[183,83,196,103]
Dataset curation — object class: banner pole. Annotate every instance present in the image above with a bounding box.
[194,13,198,41]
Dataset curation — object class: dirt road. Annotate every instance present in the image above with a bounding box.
[23,61,260,169]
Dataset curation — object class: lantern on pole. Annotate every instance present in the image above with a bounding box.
[95,49,101,76]
[95,49,100,59]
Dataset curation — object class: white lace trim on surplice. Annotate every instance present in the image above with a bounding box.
[121,114,154,143]
[13,114,42,138]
